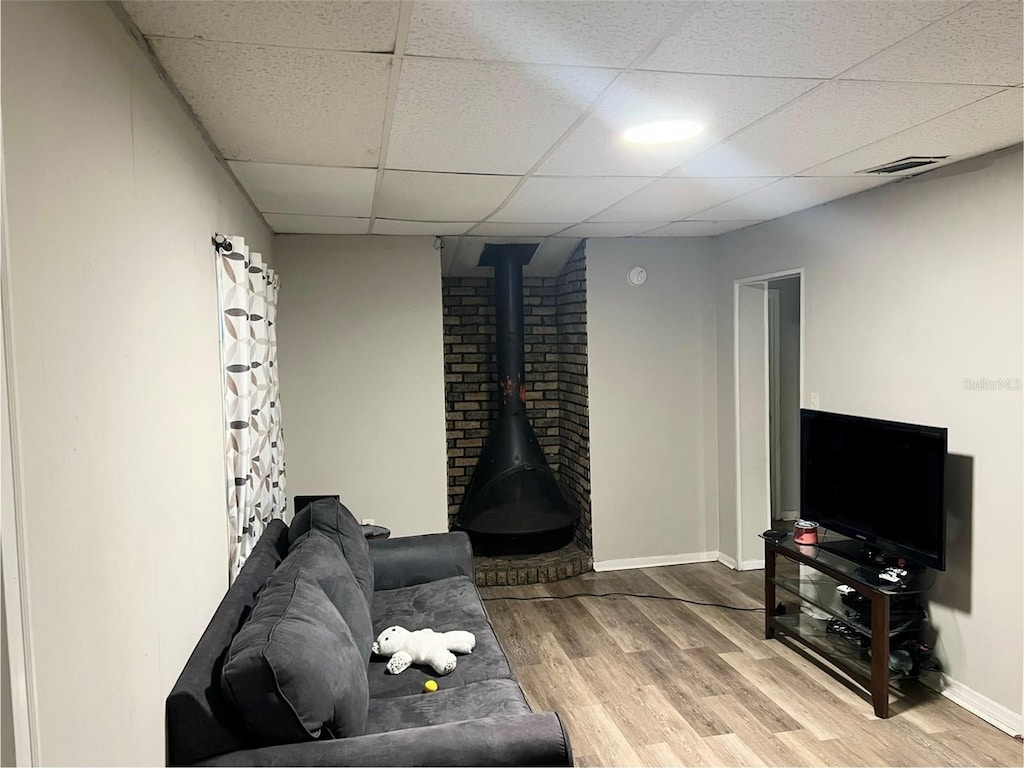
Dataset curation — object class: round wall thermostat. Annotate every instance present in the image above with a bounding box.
[627,266,647,286]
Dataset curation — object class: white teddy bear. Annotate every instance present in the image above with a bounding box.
[371,625,476,675]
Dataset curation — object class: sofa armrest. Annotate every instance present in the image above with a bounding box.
[369,532,474,591]
[197,712,572,767]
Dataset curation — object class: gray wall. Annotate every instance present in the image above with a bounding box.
[274,235,449,536]
[714,147,1023,721]
[586,238,719,565]
[770,276,801,516]
[2,2,272,763]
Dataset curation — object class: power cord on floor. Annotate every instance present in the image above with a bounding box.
[481,591,764,612]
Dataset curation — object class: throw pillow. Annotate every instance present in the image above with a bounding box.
[273,531,374,662]
[290,497,374,602]
[221,571,368,744]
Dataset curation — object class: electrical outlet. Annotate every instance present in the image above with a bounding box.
[809,393,819,409]
[361,518,375,526]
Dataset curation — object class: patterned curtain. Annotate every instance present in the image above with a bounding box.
[216,235,287,580]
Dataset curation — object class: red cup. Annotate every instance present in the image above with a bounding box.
[794,520,818,545]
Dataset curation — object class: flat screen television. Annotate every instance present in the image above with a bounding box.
[801,409,947,571]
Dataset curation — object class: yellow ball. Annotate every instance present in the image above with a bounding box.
[423,679,438,693]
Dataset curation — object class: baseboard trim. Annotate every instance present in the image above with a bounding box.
[922,673,1022,738]
[716,553,765,571]
[717,552,738,570]
[594,551,719,572]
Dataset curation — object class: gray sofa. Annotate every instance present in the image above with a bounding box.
[166,499,572,766]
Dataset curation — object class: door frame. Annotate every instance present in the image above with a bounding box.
[2,103,39,767]
[733,268,805,569]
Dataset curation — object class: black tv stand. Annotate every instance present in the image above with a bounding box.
[761,533,932,718]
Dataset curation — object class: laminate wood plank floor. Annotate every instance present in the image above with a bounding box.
[480,564,1023,767]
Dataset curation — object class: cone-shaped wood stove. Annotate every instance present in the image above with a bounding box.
[455,244,578,556]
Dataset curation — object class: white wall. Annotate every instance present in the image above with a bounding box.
[2,2,273,764]
[586,239,719,565]
[274,235,449,536]
[715,147,1023,723]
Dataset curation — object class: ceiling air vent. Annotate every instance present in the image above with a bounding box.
[857,156,949,174]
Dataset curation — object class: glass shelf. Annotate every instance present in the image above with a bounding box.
[772,613,911,685]
[760,534,932,596]
[773,578,926,639]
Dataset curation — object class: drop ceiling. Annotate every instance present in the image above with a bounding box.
[121,0,1023,275]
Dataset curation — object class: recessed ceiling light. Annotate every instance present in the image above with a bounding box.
[623,120,704,145]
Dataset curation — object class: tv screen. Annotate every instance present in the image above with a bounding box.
[801,409,947,570]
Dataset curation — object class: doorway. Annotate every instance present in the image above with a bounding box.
[734,270,803,569]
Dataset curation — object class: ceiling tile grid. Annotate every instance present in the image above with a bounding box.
[264,214,370,235]
[672,80,1003,178]
[841,1,1024,86]
[695,176,890,221]
[804,87,1024,176]
[386,59,616,174]
[405,1,688,68]
[125,0,1023,275]
[372,220,472,236]
[228,162,377,217]
[376,171,520,221]
[641,0,964,79]
[537,71,822,177]
[125,1,400,52]
[468,222,575,237]
[150,38,391,166]
[556,222,667,238]
[644,220,766,237]
[490,176,652,222]
[591,177,777,222]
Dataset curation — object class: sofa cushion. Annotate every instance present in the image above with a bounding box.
[365,679,531,735]
[272,531,373,662]
[290,498,374,603]
[368,576,515,698]
[221,571,368,744]
[166,520,289,766]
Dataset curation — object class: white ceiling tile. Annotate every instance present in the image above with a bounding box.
[371,220,473,235]
[264,214,370,235]
[555,222,665,237]
[539,71,820,176]
[592,177,775,222]
[469,222,574,237]
[804,89,1024,177]
[228,162,376,216]
[150,38,390,166]
[673,80,1002,178]
[526,238,583,277]
[643,1,961,79]
[387,59,615,174]
[843,2,1024,86]
[696,177,891,221]
[643,220,764,237]
[377,171,519,221]
[125,1,399,52]
[491,177,651,222]
[406,1,685,67]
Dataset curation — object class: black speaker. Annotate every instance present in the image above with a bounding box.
[293,494,339,514]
